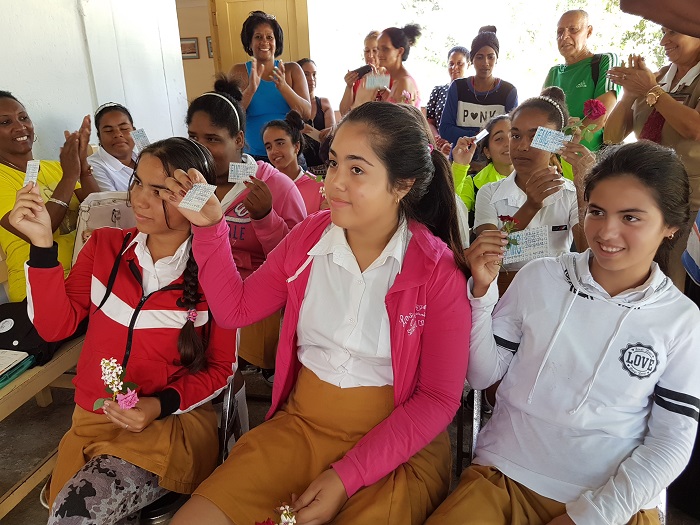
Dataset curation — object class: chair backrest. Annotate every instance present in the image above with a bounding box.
[72,191,136,264]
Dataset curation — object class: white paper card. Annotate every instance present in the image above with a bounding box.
[23,160,40,186]
[530,126,572,153]
[228,160,257,183]
[474,128,489,143]
[502,226,550,265]
[130,128,150,153]
[178,183,217,212]
[0,349,29,375]
[365,73,391,90]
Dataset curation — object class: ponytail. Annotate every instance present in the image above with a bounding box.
[403,148,469,276]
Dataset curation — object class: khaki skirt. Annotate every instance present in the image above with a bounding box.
[48,403,219,507]
[237,310,282,370]
[426,465,660,525]
[195,366,452,525]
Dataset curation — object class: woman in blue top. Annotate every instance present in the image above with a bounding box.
[228,11,311,160]
[439,26,518,155]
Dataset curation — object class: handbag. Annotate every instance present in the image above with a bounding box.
[0,299,59,366]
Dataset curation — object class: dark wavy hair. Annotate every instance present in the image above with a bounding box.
[240,11,284,57]
[0,90,21,104]
[584,141,690,274]
[131,137,217,373]
[380,24,422,61]
[511,86,569,131]
[337,102,469,276]
[187,76,246,138]
[262,110,306,151]
[94,102,134,141]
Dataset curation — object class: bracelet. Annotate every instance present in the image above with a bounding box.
[81,165,94,177]
[48,198,68,208]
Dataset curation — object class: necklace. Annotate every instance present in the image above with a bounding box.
[472,77,498,103]
[0,155,25,172]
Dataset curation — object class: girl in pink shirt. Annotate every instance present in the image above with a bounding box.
[186,78,306,384]
[169,102,470,525]
[263,110,327,215]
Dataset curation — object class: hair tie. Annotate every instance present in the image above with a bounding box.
[536,96,565,129]
[428,143,434,153]
[186,309,198,323]
[199,92,240,131]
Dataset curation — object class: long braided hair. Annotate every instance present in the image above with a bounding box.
[134,137,216,372]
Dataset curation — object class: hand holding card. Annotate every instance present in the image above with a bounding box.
[161,168,223,227]
[530,126,572,153]
[24,160,40,187]
[229,155,258,183]
[364,73,391,90]
[130,129,150,154]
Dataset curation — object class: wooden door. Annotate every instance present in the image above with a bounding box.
[209,0,309,75]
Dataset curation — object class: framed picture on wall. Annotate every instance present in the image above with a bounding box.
[206,36,214,59]
[181,37,199,59]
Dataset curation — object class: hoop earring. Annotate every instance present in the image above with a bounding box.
[33,135,38,143]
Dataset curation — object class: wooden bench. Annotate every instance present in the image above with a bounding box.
[0,335,83,519]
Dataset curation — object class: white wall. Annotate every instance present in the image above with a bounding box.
[0,0,188,160]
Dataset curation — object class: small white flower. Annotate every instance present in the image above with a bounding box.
[278,505,296,524]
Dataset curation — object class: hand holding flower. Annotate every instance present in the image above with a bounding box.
[292,469,347,524]
[562,99,607,141]
[103,396,161,433]
[465,229,508,297]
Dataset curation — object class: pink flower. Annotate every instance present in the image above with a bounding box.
[401,90,413,103]
[116,388,139,410]
[583,99,606,121]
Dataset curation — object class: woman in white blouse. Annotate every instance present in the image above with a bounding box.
[87,102,138,192]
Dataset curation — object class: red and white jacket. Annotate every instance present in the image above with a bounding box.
[25,227,237,415]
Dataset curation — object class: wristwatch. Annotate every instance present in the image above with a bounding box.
[645,85,665,107]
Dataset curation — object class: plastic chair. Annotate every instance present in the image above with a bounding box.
[454,382,482,478]
[138,376,244,524]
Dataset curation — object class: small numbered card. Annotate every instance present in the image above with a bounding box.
[503,226,550,265]
[530,126,572,153]
[130,128,150,153]
[474,128,489,144]
[365,73,391,90]
[178,183,217,212]
[23,160,40,186]
[228,154,257,183]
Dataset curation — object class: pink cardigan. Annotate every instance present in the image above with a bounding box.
[192,211,470,497]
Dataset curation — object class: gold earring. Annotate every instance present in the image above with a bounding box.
[395,196,400,205]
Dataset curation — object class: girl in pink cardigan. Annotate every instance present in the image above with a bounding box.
[186,78,307,386]
[170,102,471,525]
[262,110,327,215]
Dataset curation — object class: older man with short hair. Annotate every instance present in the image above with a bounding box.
[543,10,620,151]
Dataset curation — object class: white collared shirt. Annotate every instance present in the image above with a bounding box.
[474,172,579,270]
[125,233,192,295]
[87,146,137,192]
[659,61,700,94]
[296,220,412,388]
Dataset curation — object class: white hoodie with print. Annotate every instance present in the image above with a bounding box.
[468,250,700,525]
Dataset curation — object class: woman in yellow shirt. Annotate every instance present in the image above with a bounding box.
[0,90,99,302]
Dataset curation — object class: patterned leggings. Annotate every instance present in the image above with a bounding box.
[48,455,169,525]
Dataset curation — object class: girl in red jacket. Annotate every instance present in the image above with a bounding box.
[9,138,237,524]
[169,102,471,525]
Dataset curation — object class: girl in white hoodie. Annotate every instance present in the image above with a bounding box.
[429,141,700,525]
